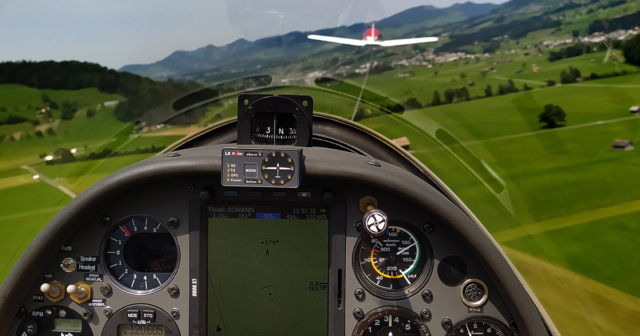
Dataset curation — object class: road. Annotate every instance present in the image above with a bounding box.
[21,165,76,199]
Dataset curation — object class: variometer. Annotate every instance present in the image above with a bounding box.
[100,215,179,294]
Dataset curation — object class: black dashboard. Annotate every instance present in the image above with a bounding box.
[0,102,553,336]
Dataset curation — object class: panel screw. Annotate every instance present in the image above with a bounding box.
[509,319,518,331]
[82,309,93,321]
[353,308,365,320]
[199,190,211,202]
[171,308,180,319]
[420,308,431,320]
[354,288,365,301]
[421,289,433,303]
[354,221,363,232]
[168,284,180,296]
[16,306,27,318]
[103,306,112,317]
[168,217,179,229]
[101,217,111,227]
[187,186,194,192]
[99,284,112,296]
[423,223,434,234]
[441,318,453,331]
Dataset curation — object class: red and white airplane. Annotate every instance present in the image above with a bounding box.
[308,23,438,47]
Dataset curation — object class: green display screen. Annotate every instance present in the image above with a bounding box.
[207,205,329,336]
[52,319,82,333]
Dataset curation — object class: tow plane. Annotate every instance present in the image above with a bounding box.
[308,23,438,47]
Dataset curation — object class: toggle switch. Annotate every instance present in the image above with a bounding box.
[40,280,65,303]
[67,281,92,304]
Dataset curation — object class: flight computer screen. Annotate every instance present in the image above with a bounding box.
[207,205,329,336]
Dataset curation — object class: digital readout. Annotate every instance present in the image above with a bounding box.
[52,319,82,333]
[118,325,165,336]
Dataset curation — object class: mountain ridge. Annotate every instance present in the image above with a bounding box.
[119,1,501,79]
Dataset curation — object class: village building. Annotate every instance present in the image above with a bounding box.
[630,106,639,114]
[612,140,634,151]
[392,136,411,150]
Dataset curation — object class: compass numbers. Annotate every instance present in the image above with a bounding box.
[262,151,296,185]
[353,307,431,336]
[251,112,298,145]
[446,317,514,336]
[101,215,179,294]
[354,224,433,299]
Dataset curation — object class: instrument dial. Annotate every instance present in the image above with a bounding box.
[100,215,179,294]
[262,151,296,185]
[446,317,514,336]
[354,225,432,299]
[251,112,297,145]
[352,306,431,336]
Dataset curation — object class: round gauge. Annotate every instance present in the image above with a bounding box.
[354,224,432,300]
[352,306,431,336]
[446,317,514,336]
[251,112,297,145]
[100,215,179,294]
[262,151,295,185]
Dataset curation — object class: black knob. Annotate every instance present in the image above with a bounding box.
[25,320,38,336]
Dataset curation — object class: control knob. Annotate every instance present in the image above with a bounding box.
[362,208,389,236]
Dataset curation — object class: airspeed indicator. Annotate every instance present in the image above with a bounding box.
[354,224,432,300]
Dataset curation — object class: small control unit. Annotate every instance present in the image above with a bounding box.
[221,148,302,188]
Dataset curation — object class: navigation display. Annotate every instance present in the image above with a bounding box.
[207,205,329,336]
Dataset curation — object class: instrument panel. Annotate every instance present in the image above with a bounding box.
[0,143,543,336]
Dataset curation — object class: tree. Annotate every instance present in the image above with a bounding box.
[434,71,439,76]
[572,30,580,38]
[560,66,582,84]
[444,89,456,104]
[460,73,467,79]
[523,83,532,91]
[35,130,43,138]
[46,128,56,136]
[456,87,470,101]
[546,79,556,86]
[538,104,566,129]
[623,34,640,67]
[86,108,96,118]
[484,84,493,97]
[41,93,51,103]
[0,106,6,112]
[61,101,78,120]
[403,98,422,110]
[483,40,501,54]
[431,91,442,106]
[49,101,59,110]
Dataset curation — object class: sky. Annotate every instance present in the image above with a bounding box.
[0,0,507,70]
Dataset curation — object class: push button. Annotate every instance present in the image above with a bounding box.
[141,309,156,322]
[244,164,258,178]
[126,309,140,321]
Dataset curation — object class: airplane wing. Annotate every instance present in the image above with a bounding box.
[307,35,367,46]
[377,37,439,47]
